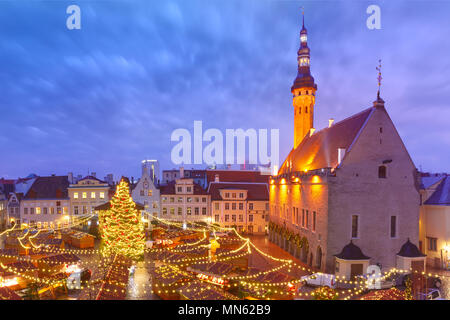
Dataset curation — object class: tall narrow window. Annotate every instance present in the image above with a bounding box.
[378,165,387,178]
[306,210,309,229]
[351,215,359,238]
[302,209,305,227]
[390,216,397,238]
[312,211,316,232]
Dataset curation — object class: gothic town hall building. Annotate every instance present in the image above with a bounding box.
[268,16,423,277]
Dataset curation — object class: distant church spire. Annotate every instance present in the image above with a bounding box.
[376,59,382,99]
[374,59,385,106]
[292,9,318,149]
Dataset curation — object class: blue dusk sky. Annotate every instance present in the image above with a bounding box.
[0,0,449,180]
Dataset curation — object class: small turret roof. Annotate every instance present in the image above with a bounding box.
[335,241,370,260]
[397,239,426,258]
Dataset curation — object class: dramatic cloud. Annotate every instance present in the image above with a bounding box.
[0,0,448,180]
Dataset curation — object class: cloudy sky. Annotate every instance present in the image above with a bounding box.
[0,0,449,180]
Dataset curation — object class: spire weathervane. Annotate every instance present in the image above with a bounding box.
[376,59,382,100]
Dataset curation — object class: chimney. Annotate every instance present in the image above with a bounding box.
[180,167,184,178]
[214,174,220,182]
[91,172,96,178]
[328,119,335,128]
[68,172,73,184]
[338,148,346,165]
[309,128,316,137]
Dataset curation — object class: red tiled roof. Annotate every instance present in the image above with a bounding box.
[208,182,269,201]
[24,176,70,200]
[206,170,269,184]
[279,107,374,174]
[0,179,15,185]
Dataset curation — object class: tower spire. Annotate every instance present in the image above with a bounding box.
[302,6,305,29]
[291,9,317,149]
[374,59,385,106]
[376,59,382,100]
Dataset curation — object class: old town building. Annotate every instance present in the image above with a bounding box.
[159,178,210,223]
[269,15,421,276]
[68,175,110,231]
[20,175,71,229]
[132,161,160,227]
[208,180,269,235]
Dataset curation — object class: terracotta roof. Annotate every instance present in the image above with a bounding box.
[397,239,426,258]
[208,182,269,201]
[424,176,450,206]
[335,241,370,260]
[24,176,70,200]
[206,170,269,184]
[0,179,15,185]
[279,107,374,174]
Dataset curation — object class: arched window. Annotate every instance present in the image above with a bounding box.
[305,107,308,114]
[378,165,387,179]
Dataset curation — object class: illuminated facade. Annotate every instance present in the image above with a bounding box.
[269,15,421,275]
[20,175,71,229]
[208,182,269,235]
[68,176,110,219]
[160,178,210,223]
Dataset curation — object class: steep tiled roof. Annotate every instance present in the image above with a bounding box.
[279,107,374,174]
[208,182,269,201]
[424,176,450,206]
[206,170,269,184]
[24,176,69,200]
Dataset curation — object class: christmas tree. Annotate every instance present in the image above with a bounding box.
[101,178,145,260]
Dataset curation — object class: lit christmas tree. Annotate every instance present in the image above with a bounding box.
[101,178,145,260]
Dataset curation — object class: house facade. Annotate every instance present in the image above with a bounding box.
[131,162,160,227]
[160,178,210,223]
[68,176,110,231]
[208,181,269,235]
[20,175,71,229]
